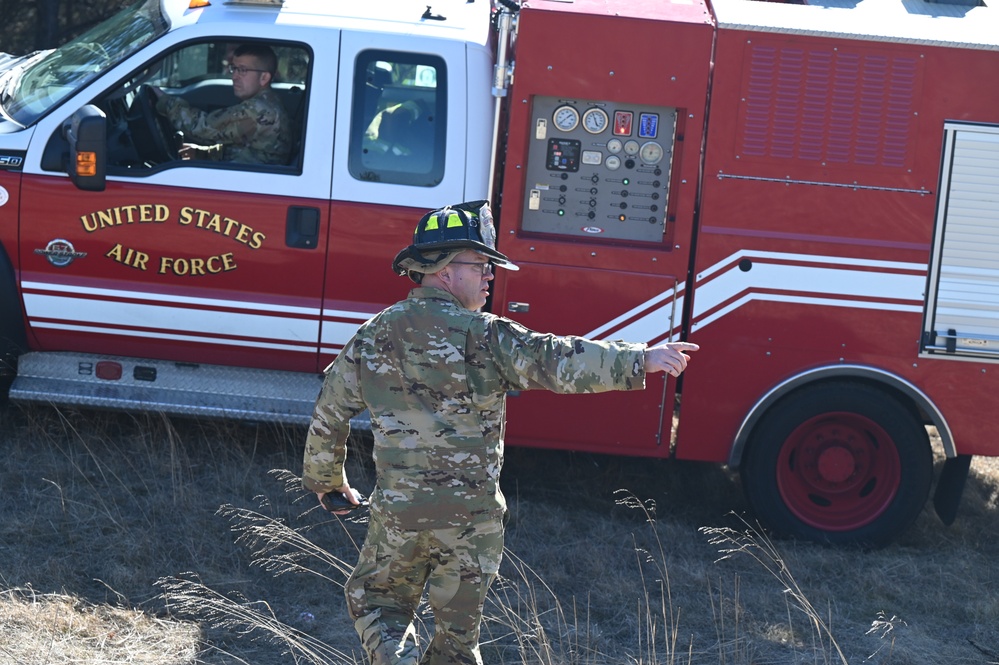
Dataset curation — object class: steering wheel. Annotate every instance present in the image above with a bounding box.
[129,84,176,163]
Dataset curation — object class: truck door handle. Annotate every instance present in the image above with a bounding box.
[508,302,530,313]
[286,206,321,249]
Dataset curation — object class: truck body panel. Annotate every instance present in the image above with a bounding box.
[491,0,714,454]
[676,2,999,468]
[3,0,999,543]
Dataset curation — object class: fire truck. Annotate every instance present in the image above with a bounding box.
[1,0,997,545]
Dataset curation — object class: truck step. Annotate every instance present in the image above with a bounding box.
[8,352,352,427]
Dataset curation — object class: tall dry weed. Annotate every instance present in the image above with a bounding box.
[3,406,999,663]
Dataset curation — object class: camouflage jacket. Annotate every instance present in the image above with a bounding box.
[156,88,293,165]
[302,287,646,530]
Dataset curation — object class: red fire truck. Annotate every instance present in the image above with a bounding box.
[1,0,997,545]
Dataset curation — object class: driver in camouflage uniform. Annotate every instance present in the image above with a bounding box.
[153,43,292,165]
[302,201,698,665]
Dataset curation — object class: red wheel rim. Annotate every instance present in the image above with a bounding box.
[775,412,901,532]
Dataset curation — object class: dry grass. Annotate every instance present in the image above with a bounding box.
[3,5,998,662]
[1,403,998,664]
[0,587,199,664]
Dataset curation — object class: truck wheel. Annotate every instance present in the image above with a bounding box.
[741,382,932,546]
[0,352,13,404]
[0,245,25,405]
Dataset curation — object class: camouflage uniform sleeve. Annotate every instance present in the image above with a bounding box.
[157,90,291,164]
[156,95,219,156]
[302,336,366,493]
[480,315,647,394]
[156,94,254,157]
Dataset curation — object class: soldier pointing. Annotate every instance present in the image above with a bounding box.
[302,200,698,665]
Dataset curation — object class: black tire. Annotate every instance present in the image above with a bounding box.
[741,382,932,547]
[0,352,15,404]
[0,244,26,404]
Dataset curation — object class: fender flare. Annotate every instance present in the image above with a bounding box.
[727,364,956,469]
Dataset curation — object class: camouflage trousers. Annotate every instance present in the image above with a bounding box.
[345,511,504,665]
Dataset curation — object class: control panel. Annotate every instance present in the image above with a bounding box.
[521,96,676,243]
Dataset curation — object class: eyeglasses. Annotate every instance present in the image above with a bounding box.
[450,261,494,276]
[228,64,268,76]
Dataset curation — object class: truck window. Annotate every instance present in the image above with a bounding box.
[82,40,310,172]
[1,0,167,127]
[348,50,447,187]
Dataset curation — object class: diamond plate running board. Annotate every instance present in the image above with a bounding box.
[9,351,369,428]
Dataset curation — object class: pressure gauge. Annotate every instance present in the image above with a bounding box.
[639,141,664,165]
[552,105,579,132]
[582,107,609,134]
[606,138,623,154]
[623,140,640,156]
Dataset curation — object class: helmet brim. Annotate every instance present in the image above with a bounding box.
[392,240,519,276]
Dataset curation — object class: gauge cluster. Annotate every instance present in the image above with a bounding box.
[522,96,677,243]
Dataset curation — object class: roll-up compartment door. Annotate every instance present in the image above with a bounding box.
[923,123,999,359]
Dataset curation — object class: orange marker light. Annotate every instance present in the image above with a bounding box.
[76,152,97,177]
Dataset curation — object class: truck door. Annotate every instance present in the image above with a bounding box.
[319,29,485,362]
[18,32,336,373]
[496,94,689,457]
[491,1,714,456]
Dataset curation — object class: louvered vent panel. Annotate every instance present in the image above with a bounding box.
[739,43,917,168]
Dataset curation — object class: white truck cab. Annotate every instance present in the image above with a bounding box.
[1,0,497,420]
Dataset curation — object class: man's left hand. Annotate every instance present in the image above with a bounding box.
[317,483,364,515]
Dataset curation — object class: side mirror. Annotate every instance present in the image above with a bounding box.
[65,105,107,191]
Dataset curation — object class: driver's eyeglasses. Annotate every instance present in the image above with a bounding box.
[450,261,494,276]
[228,64,267,76]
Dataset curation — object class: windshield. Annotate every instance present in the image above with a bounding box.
[0,0,167,127]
